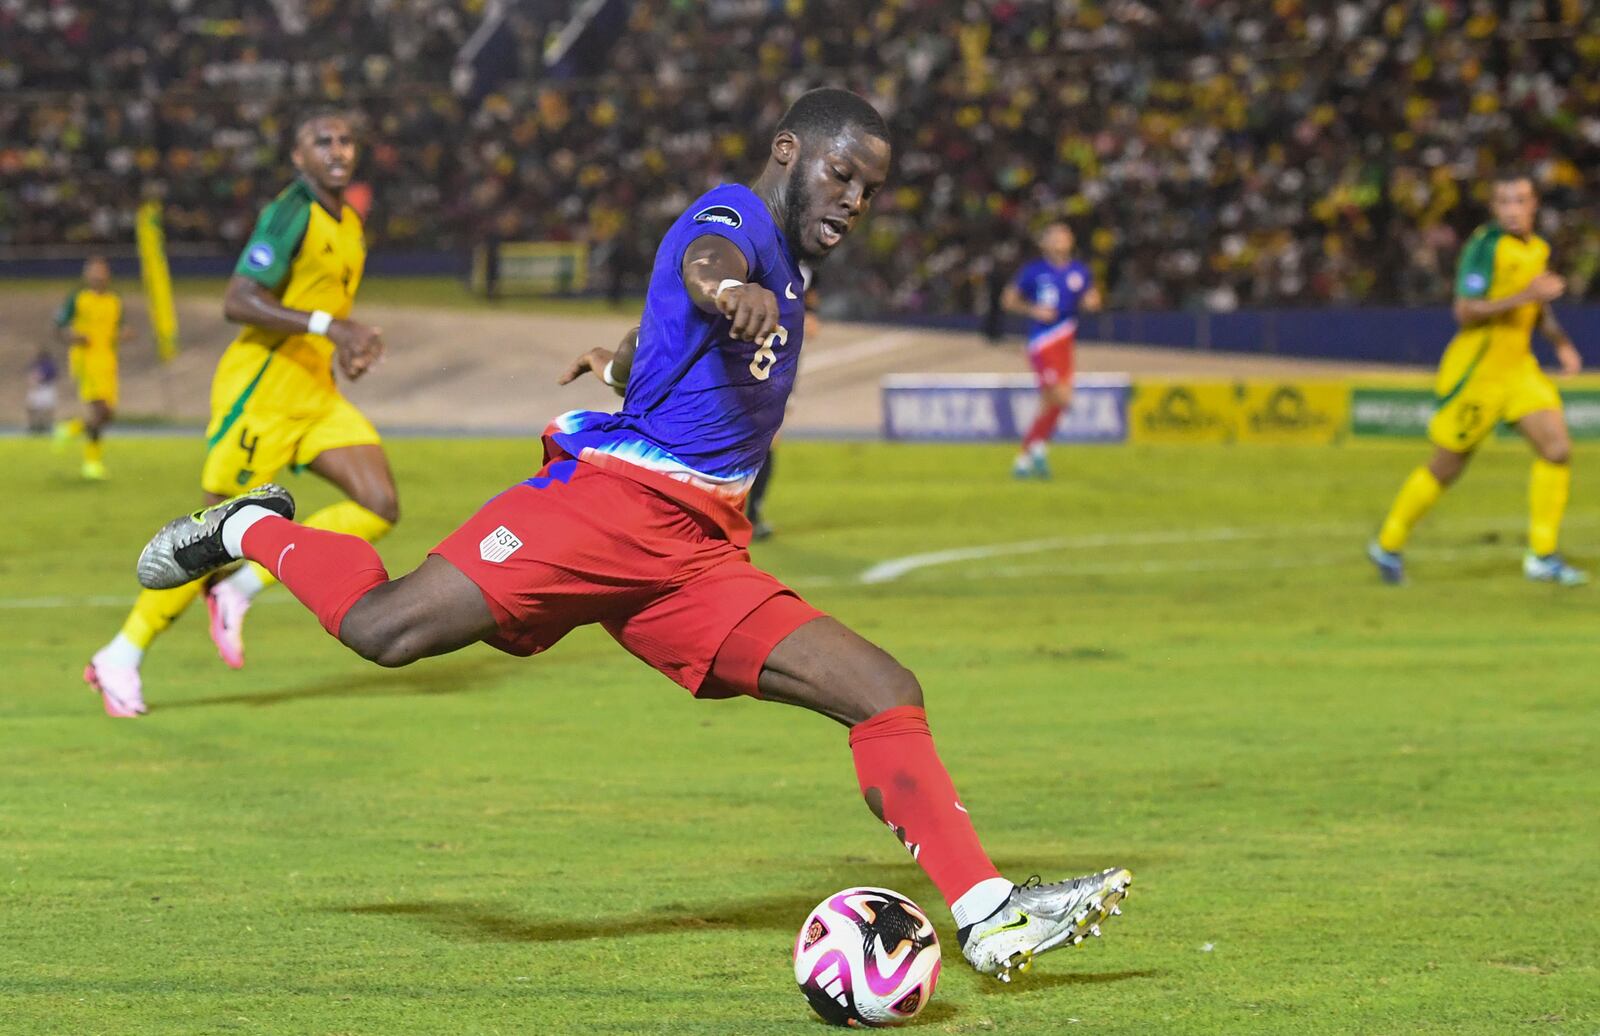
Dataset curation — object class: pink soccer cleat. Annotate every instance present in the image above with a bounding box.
[206,579,251,670]
[85,650,146,717]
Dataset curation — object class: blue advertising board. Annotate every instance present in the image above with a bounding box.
[882,374,1130,443]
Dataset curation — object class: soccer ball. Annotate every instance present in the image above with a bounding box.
[793,886,942,1027]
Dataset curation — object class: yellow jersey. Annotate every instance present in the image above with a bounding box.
[1438,223,1549,388]
[56,288,122,355]
[228,178,367,394]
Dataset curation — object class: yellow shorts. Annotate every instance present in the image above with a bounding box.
[1428,360,1561,452]
[71,347,118,407]
[200,348,381,495]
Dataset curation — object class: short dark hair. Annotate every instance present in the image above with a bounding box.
[776,88,889,147]
[1492,167,1535,188]
[294,106,352,137]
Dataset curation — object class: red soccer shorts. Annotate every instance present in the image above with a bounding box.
[1028,324,1076,388]
[431,457,824,698]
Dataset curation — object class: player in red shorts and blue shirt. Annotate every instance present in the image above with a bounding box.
[132,89,1131,981]
[1002,222,1101,479]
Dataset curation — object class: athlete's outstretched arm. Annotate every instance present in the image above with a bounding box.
[558,325,638,396]
[682,236,778,342]
[1540,305,1583,375]
[222,275,384,380]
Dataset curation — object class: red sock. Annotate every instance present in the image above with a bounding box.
[1022,405,1062,451]
[849,705,1002,909]
[240,516,388,637]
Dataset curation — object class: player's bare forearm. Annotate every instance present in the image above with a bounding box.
[999,285,1031,317]
[681,236,777,341]
[224,276,382,379]
[557,326,638,397]
[1454,272,1565,327]
[1540,305,1572,350]
[223,276,316,333]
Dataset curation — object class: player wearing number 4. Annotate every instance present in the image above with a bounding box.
[1002,222,1101,479]
[86,109,396,716]
[135,89,1132,982]
[1370,171,1587,586]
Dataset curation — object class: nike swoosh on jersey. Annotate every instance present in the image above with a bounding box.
[785,282,798,299]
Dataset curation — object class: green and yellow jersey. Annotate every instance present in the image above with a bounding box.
[56,287,123,404]
[202,180,379,493]
[226,178,367,395]
[56,287,122,355]
[1428,223,1562,451]
[1438,222,1550,388]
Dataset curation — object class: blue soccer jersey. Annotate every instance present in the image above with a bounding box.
[1014,258,1092,347]
[551,184,805,504]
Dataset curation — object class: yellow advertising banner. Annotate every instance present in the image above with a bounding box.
[1127,380,1238,443]
[1234,380,1350,444]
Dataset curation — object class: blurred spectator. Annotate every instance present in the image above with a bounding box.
[26,347,60,432]
[2,0,1597,315]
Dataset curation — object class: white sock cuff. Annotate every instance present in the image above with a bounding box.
[221,561,267,599]
[221,504,278,559]
[952,876,1014,928]
[99,632,144,669]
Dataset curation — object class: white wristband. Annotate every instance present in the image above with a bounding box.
[713,278,744,300]
[601,359,623,389]
[307,310,333,336]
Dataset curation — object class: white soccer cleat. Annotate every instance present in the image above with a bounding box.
[206,579,251,670]
[959,867,1132,981]
[84,650,146,717]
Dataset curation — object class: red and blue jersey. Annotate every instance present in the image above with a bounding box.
[1014,258,1092,350]
[551,184,805,505]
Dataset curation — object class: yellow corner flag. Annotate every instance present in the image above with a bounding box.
[136,199,179,362]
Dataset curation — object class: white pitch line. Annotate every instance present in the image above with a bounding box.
[857,515,1600,585]
[858,522,1363,584]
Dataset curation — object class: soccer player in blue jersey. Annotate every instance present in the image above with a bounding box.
[133,89,1131,982]
[1002,222,1101,478]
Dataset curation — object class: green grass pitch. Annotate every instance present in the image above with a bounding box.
[3,435,1597,1034]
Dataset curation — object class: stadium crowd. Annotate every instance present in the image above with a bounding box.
[2,0,1597,314]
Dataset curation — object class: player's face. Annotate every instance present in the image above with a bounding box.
[784,127,891,262]
[1040,225,1074,264]
[83,258,110,290]
[293,116,358,195]
[1490,179,1536,237]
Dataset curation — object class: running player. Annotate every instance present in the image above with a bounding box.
[86,109,394,716]
[54,256,129,480]
[1001,222,1100,478]
[134,89,1132,981]
[1369,171,1586,585]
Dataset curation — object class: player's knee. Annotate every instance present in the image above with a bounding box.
[340,605,421,668]
[845,663,923,725]
[357,485,401,526]
[1541,438,1571,465]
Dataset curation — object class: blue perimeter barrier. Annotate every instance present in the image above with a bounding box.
[883,374,1129,443]
[873,306,1600,366]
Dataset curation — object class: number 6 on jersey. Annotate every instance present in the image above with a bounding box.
[750,324,788,381]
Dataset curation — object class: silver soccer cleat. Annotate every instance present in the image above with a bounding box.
[959,867,1133,981]
[136,485,295,590]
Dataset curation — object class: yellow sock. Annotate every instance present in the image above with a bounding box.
[60,418,85,438]
[248,500,393,590]
[1529,459,1570,556]
[1378,466,1444,552]
[120,581,207,649]
[84,438,104,464]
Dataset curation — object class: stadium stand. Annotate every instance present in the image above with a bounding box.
[2,0,1596,314]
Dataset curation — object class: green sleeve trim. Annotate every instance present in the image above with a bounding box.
[1455,224,1501,300]
[55,290,78,328]
[234,181,313,291]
